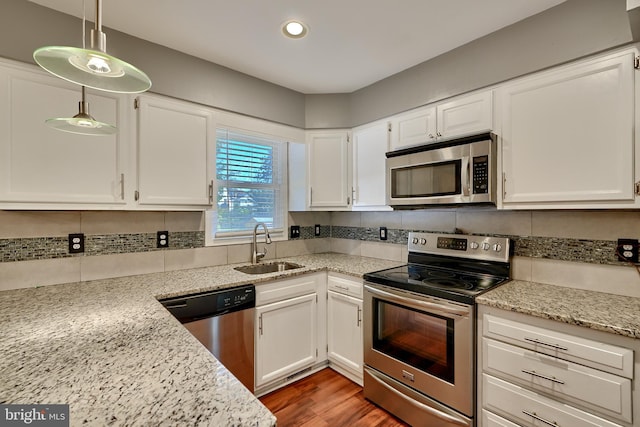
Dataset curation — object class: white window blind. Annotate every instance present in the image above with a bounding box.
[214,128,285,239]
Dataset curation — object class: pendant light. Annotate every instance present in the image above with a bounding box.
[45,86,117,136]
[33,0,151,94]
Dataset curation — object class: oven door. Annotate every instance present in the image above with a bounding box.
[363,283,474,418]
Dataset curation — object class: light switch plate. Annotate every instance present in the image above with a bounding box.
[290,225,300,239]
[379,227,388,241]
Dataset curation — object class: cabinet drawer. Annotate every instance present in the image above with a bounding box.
[482,409,521,427]
[256,273,321,306]
[327,274,362,298]
[483,374,623,427]
[483,338,631,422]
[483,314,633,378]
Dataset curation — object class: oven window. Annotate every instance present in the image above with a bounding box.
[391,160,461,198]
[373,299,454,383]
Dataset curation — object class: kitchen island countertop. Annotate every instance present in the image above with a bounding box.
[0,253,402,427]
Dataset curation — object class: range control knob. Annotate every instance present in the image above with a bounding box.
[470,242,479,250]
[492,243,502,252]
[412,238,419,244]
[419,238,427,245]
[481,242,490,251]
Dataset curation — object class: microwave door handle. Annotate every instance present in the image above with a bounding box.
[461,156,470,197]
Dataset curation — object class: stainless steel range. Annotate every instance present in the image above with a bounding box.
[363,232,510,427]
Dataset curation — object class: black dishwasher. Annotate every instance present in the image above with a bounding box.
[160,284,255,391]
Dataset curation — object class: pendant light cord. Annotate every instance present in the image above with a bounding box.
[82,0,86,49]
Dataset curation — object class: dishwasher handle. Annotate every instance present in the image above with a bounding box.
[159,284,255,323]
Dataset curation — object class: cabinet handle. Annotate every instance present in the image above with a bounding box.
[120,173,125,200]
[208,180,214,203]
[357,306,362,327]
[310,187,313,204]
[521,369,565,384]
[135,190,139,202]
[259,314,263,336]
[428,133,435,139]
[524,337,568,351]
[522,410,560,427]
[436,131,442,137]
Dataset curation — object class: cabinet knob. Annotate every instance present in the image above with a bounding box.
[428,133,435,139]
[436,131,442,137]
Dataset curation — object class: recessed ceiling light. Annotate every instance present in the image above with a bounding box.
[282,20,308,39]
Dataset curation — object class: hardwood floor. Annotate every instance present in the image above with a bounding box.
[259,368,409,427]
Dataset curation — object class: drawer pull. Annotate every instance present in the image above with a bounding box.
[521,369,565,384]
[522,410,560,427]
[524,337,568,351]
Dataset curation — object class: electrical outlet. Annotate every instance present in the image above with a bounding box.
[617,238,639,263]
[68,233,84,254]
[314,224,321,237]
[290,225,300,239]
[157,231,169,248]
[379,226,388,241]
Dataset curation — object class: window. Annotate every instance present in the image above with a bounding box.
[207,128,287,244]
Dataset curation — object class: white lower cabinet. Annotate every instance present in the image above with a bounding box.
[254,272,325,395]
[478,305,638,427]
[327,273,363,385]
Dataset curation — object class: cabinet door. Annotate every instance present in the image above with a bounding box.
[390,106,437,150]
[500,51,634,206]
[136,95,213,206]
[0,60,126,206]
[327,291,363,378]
[437,91,492,140]
[352,121,391,210]
[255,293,317,387]
[308,131,351,209]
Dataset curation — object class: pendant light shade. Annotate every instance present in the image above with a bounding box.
[33,0,151,94]
[45,86,117,136]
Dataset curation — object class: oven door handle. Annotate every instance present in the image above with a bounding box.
[364,284,470,317]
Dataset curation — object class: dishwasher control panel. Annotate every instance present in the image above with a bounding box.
[218,287,255,310]
[159,284,255,322]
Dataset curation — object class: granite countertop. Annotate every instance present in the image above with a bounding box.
[0,253,402,427]
[477,279,640,339]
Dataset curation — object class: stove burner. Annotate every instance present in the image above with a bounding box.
[386,271,422,281]
[423,270,457,279]
[421,278,475,291]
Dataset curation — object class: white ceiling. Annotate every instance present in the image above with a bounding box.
[29,0,566,94]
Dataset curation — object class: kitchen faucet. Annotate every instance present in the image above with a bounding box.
[252,222,272,264]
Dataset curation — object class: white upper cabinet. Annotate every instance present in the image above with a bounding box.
[0,59,127,208]
[498,49,636,208]
[390,106,437,150]
[437,91,493,140]
[390,90,493,151]
[136,94,214,208]
[352,120,391,211]
[307,130,351,210]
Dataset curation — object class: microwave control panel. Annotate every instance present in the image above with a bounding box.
[472,155,489,194]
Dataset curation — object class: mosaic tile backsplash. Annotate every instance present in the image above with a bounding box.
[0,225,625,266]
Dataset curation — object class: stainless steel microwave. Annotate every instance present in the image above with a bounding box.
[386,133,497,208]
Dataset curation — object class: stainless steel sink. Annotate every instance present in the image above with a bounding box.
[234,262,304,275]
